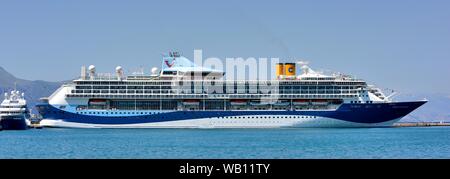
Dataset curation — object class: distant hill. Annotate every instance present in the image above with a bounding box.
[0,66,448,121]
[394,93,450,122]
[0,66,62,113]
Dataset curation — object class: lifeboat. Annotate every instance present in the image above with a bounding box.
[249,100,270,106]
[293,99,309,106]
[230,99,247,106]
[311,99,329,105]
[182,99,200,105]
[272,100,290,106]
[89,99,107,105]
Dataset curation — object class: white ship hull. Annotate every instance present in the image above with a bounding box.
[40,116,401,129]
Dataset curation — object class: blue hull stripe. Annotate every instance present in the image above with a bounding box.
[0,117,28,130]
[36,101,426,125]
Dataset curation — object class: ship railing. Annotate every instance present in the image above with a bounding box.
[66,94,358,99]
[73,77,366,83]
[67,93,359,97]
[71,88,367,97]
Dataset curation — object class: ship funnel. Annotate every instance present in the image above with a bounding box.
[284,63,296,78]
[276,63,296,79]
[275,63,284,79]
[162,51,197,69]
[116,66,124,80]
[88,65,96,80]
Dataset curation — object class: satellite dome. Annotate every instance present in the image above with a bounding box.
[116,66,123,72]
[88,65,96,71]
[151,67,159,75]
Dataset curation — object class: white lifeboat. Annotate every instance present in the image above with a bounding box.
[293,99,309,106]
[311,99,329,105]
[272,100,290,106]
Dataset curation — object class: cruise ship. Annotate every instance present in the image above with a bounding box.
[1,90,30,130]
[36,52,426,128]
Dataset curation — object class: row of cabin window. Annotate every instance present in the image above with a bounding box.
[75,85,364,90]
[76,81,365,86]
[68,94,359,99]
[72,90,361,95]
[350,101,374,104]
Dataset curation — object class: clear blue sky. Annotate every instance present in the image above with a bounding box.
[0,0,449,94]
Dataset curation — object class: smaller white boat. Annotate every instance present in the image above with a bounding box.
[0,90,30,130]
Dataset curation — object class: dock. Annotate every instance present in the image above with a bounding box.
[394,122,450,127]
[28,123,43,129]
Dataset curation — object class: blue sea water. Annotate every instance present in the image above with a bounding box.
[1,127,450,159]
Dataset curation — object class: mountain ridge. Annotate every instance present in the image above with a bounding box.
[0,66,62,113]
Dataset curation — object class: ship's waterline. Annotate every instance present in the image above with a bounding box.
[39,117,401,129]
